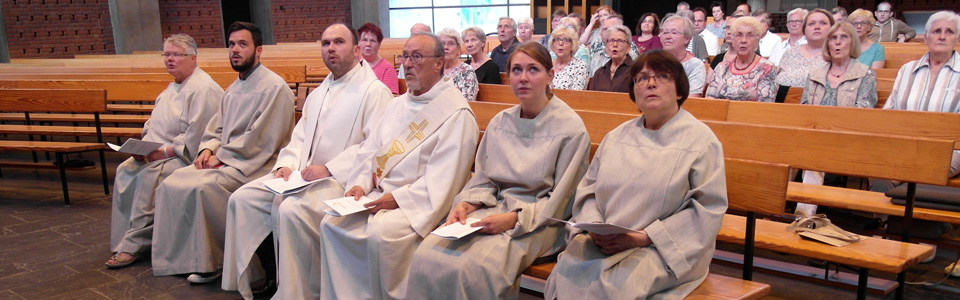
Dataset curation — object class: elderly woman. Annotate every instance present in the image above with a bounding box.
[706,17,778,102]
[776,9,835,102]
[358,23,399,95]
[107,34,224,268]
[518,17,535,43]
[556,16,592,64]
[463,27,501,84]
[850,9,886,69]
[588,25,633,92]
[769,8,809,65]
[545,49,727,299]
[831,6,848,23]
[580,5,613,46]
[660,15,706,97]
[550,27,590,90]
[438,28,479,101]
[541,9,568,46]
[873,11,960,194]
[408,42,590,300]
[633,13,663,53]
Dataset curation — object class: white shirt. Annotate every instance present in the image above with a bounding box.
[758,30,783,58]
[699,30,720,56]
[768,36,807,66]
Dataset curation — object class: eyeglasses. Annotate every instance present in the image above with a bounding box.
[634,73,672,85]
[787,20,803,24]
[733,32,757,40]
[606,38,628,45]
[876,10,892,13]
[850,21,870,27]
[161,52,192,58]
[398,53,440,64]
[552,37,573,44]
[442,41,459,48]
[659,30,683,36]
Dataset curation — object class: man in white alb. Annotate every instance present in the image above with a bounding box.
[275,32,479,299]
[221,23,391,299]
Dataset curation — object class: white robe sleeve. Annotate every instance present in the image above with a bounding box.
[643,139,727,277]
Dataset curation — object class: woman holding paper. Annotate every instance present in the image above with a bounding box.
[545,50,728,299]
[407,42,591,299]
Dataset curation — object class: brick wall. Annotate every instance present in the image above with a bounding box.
[2,0,115,58]
[271,0,352,43]
[158,0,223,48]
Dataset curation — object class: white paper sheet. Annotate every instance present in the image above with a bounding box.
[544,217,639,235]
[323,196,376,217]
[430,218,484,239]
[262,171,331,195]
[106,139,163,156]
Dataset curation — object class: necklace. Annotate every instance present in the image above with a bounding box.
[829,62,848,78]
[733,55,755,71]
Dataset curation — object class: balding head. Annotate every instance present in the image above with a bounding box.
[402,33,445,96]
[321,23,360,79]
[410,23,432,34]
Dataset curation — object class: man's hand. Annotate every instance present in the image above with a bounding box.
[193,149,213,169]
[301,165,331,181]
[345,185,366,200]
[132,154,146,162]
[275,167,293,180]
[364,192,399,214]
[589,231,652,256]
[445,202,482,225]
[202,154,221,169]
[471,212,518,234]
[145,149,167,162]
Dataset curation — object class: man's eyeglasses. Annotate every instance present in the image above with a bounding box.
[398,53,440,64]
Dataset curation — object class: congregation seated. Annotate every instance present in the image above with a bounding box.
[550,27,590,90]
[438,28,479,101]
[587,13,641,76]
[694,8,720,56]
[552,16,591,64]
[873,11,960,193]
[408,42,590,299]
[705,1,727,38]
[849,9,887,69]
[753,10,782,58]
[705,17,778,102]
[106,33,224,270]
[463,26,501,84]
[545,49,727,299]
[358,22,400,95]
[775,8,835,102]
[676,10,709,61]
[492,17,521,72]
[831,6,848,24]
[660,15,706,97]
[579,5,613,49]
[871,1,916,43]
[588,24,633,93]
[518,17,535,43]
[540,9,568,47]
[769,8,809,66]
[709,12,746,70]
[633,13,663,53]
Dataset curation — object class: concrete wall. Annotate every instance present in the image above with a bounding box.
[0,3,9,63]
[109,0,163,54]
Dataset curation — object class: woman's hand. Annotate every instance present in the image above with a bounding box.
[445,202,482,225]
[471,212,519,234]
[589,231,652,255]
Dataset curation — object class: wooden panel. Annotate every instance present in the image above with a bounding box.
[0,161,96,171]
[574,110,637,145]
[787,182,960,224]
[106,104,154,113]
[0,125,141,138]
[685,274,771,300]
[0,113,149,124]
[468,102,513,131]
[703,121,954,185]
[0,140,106,152]
[0,80,168,101]
[0,89,106,113]
[718,214,933,273]
[725,158,789,215]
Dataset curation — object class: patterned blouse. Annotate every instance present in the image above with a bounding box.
[776,46,827,87]
[705,57,779,102]
[551,58,589,90]
[445,62,479,101]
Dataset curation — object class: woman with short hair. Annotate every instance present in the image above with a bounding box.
[659,15,706,97]
[438,28,479,101]
[849,9,886,69]
[463,27,501,84]
[775,8,835,102]
[633,13,663,53]
[358,23,400,94]
[705,17,778,102]
[550,27,590,90]
[518,17,535,43]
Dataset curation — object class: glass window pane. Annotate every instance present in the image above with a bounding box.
[434,0,508,6]
[508,5,530,19]
[390,9,434,38]
[509,0,530,4]
[434,7,508,35]
[389,0,432,8]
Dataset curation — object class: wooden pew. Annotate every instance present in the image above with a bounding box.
[0,89,111,206]
[782,86,891,108]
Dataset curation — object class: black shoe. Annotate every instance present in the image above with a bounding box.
[251,279,277,300]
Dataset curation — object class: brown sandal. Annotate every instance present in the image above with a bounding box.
[105,252,141,269]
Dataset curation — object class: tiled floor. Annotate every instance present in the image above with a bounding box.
[2,150,960,299]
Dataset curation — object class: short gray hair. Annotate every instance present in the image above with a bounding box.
[518,17,534,29]
[411,32,445,59]
[437,27,462,48]
[164,34,197,55]
[925,11,960,36]
[499,17,517,30]
[787,8,809,21]
[602,25,632,41]
[662,15,694,39]
[462,27,486,44]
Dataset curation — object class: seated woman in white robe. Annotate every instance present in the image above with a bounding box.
[545,49,728,299]
[408,42,591,299]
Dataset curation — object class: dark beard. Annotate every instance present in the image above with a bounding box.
[231,55,256,72]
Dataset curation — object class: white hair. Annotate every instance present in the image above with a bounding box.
[437,27,463,48]
[499,17,517,30]
[925,11,960,35]
[164,34,197,55]
[602,25,632,41]
[518,17,534,28]
[662,15,694,39]
[788,8,809,20]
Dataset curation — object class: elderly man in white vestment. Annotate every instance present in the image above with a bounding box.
[106,34,223,269]
[151,22,295,283]
[274,32,479,299]
[221,23,391,299]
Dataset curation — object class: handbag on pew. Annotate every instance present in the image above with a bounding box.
[885,183,957,240]
[787,214,863,247]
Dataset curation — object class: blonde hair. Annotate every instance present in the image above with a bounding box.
[823,22,861,61]
[848,9,876,26]
[163,34,197,55]
[549,26,579,51]
[462,27,486,44]
[731,16,763,36]
[558,16,581,32]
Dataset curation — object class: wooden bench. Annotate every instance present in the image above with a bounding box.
[0,89,111,206]
[0,113,148,124]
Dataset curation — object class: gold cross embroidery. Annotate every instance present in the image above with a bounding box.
[405,120,428,142]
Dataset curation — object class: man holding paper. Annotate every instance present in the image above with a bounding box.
[275,32,479,299]
[150,22,295,283]
[221,23,391,299]
[106,34,223,269]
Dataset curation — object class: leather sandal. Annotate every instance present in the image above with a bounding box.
[105,252,141,269]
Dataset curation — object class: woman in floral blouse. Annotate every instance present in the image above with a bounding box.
[438,28,479,101]
[705,17,778,102]
[550,27,590,90]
